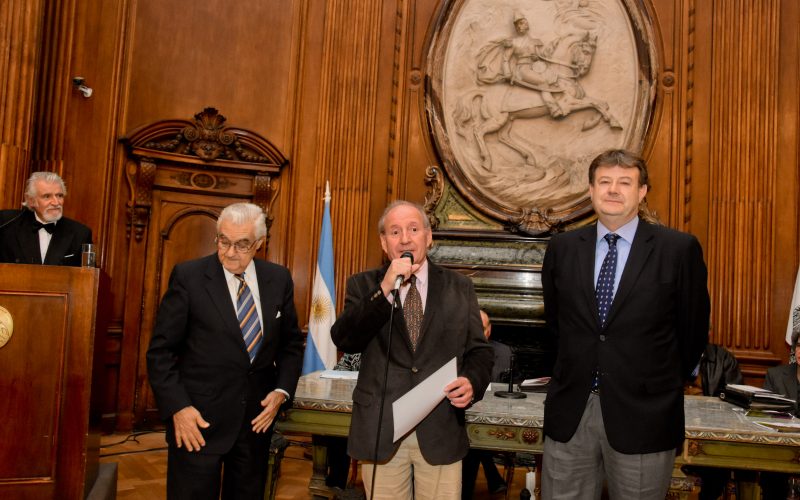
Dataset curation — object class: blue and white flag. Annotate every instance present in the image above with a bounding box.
[302,181,338,374]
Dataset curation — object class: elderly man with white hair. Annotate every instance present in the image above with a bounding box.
[147,202,304,500]
[0,171,92,266]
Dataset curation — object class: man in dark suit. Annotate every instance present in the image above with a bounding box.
[764,329,800,414]
[146,202,304,500]
[332,200,493,499]
[541,150,710,499]
[0,171,92,266]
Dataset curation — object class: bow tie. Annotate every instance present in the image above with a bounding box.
[33,221,56,234]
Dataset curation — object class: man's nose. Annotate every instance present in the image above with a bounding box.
[224,245,238,257]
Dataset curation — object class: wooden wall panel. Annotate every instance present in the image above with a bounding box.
[0,0,44,207]
[706,0,780,355]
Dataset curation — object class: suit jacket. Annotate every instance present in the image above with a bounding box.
[146,254,304,455]
[490,340,513,383]
[331,261,493,465]
[764,363,799,415]
[700,343,743,397]
[0,209,92,266]
[541,221,709,454]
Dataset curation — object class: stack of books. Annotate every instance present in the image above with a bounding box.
[720,384,796,412]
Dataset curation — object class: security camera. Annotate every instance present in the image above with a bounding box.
[72,76,93,98]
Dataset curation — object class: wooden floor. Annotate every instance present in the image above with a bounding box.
[99,431,524,499]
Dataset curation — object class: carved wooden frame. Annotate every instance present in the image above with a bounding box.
[121,107,288,246]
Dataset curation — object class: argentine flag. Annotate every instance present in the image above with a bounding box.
[302,181,338,374]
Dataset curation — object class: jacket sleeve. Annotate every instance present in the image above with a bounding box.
[458,279,494,403]
[331,272,393,353]
[146,265,193,419]
[274,268,305,398]
[678,236,711,379]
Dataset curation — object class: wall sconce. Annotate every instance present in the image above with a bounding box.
[72,76,93,98]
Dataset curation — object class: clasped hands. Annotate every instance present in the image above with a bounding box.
[172,390,287,451]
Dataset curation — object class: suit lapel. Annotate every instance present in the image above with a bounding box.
[44,221,73,265]
[204,257,247,350]
[17,212,42,264]
[253,262,275,363]
[416,262,440,350]
[604,222,655,328]
[577,225,601,326]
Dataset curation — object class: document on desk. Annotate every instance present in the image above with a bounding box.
[392,357,457,442]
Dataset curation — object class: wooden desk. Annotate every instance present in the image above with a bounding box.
[276,373,800,498]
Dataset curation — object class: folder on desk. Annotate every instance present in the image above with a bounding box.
[720,384,796,412]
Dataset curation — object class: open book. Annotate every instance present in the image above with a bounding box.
[720,384,796,412]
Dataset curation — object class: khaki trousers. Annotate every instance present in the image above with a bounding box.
[361,431,461,500]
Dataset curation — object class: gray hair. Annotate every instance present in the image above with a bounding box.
[23,172,67,206]
[217,203,267,240]
[377,200,430,234]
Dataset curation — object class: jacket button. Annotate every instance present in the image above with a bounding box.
[411,367,419,373]
[599,334,606,341]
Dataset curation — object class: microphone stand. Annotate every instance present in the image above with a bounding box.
[494,354,526,399]
[369,286,401,500]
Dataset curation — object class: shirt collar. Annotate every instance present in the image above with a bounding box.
[222,259,257,283]
[412,259,429,287]
[597,217,639,245]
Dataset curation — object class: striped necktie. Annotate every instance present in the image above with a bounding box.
[235,273,262,362]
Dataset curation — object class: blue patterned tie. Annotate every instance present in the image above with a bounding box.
[595,233,620,327]
[235,273,262,362]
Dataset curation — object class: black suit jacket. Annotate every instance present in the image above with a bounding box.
[146,254,304,455]
[331,261,493,465]
[542,221,709,454]
[0,209,92,266]
[764,363,799,415]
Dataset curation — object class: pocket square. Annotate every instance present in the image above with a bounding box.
[276,311,281,319]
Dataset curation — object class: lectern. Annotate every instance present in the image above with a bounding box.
[0,264,105,498]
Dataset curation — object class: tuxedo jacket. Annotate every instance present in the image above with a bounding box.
[0,209,92,266]
[764,363,799,415]
[146,254,304,455]
[541,221,710,454]
[331,261,493,465]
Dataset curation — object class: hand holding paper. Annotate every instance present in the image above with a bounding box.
[392,358,458,442]
[444,376,474,408]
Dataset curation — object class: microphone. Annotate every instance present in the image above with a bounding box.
[0,208,27,231]
[392,251,415,291]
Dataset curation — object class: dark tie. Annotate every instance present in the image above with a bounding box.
[403,275,423,350]
[235,273,262,362]
[595,233,620,327]
[33,221,55,234]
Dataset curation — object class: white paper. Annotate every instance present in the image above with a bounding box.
[392,358,457,442]
[726,384,770,394]
[319,370,359,380]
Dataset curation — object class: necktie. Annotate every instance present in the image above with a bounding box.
[595,233,620,327]
[403,275,423,350]
[33,221,55,234]
[235,273,262,362]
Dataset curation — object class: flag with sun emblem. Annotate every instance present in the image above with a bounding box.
[302,181,338,374]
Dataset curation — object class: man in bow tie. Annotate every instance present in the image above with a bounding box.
[147,202,304,500]
[0,171,92,266]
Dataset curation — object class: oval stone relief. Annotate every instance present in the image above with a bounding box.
[426,0,658,234]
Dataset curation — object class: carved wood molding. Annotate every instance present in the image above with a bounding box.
[120,107,288,245]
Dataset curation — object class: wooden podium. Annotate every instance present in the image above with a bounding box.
[0,264,106,499]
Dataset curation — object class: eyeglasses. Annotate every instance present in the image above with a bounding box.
[215,235,259,253]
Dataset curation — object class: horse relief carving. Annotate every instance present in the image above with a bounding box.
[427,0,656,232]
